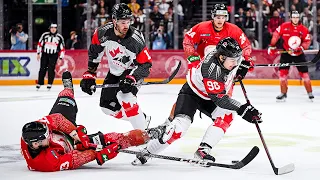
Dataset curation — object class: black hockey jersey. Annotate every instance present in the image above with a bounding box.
[186,52,241,111]
[88,22,152,81]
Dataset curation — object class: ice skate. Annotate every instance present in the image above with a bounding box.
[308,92,314,101]
[194,142,215,167]
[276,93,287,102]
[36,84,41,91]
[47,84,52,91]
[62,71,73,89]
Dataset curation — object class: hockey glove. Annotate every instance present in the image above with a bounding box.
[187,55,201,69]
[119,75,136,93]
[267,46,277,55]
[237,103,262,123]
[290,46,304,54]
[80,71,96,95]
[76,125,90,149]
[234,60,252,82]
[96,143,120,165]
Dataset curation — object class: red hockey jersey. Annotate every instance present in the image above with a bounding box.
[183,21,252,60]
[270,22,311,56]
[20,113,95,172]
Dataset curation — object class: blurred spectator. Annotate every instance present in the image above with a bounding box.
[302,14,314,33]
[66,31,81,50]
[235,14,245,32]
[83,15,98,35]
[152,25,169,50]
[10,23,28,50]
[248,33,260,49]
[135,9,146,32]
[150,5,164,30]
[268,10,284,35]
[290,0,305,14]
[244,10,255,36]
[128,0,140,17]
[279,6,286,19]
[97,0,109,14]
[158,0,169,15]
[238,8,245,19]
[96,8,110,27]
[300,7,310,22]
[163,12,173,48]
[262,0,271,16]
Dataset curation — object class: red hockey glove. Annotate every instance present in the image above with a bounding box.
[291,46,304,53]
[80,71,96,95]
[96,143,120,165]
[267,46,277,55]
[76,125,90,149]
[187,55,201,69]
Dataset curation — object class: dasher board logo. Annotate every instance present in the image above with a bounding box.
[0,56,30,76]
[165,55,188,77]
[55,55,76,77]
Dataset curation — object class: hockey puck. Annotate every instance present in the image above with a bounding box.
[232,160,239,164]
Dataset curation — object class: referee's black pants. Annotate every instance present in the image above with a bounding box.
[38,53,58,85]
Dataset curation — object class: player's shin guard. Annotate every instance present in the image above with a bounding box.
[277,69,288,100]
[117,91,147,130]
[299,72,313,94]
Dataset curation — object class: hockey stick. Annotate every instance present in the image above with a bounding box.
[90,143,259,169]
[91,60,182,90]
[255,49,320,67]
[239,80,295,175]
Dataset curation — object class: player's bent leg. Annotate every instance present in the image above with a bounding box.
[195,111,234,163]
[116,91,148,130]
[49,83,78,125]
[132,114,191,165]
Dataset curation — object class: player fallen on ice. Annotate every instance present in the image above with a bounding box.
[80,3,153,130]
[20,71,174,172]
[132,37,262,165]
[268,10,314,101]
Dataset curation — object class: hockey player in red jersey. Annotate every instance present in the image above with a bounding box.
[132,38,262,165]
[21,71,173,172]
[268,11,314,100]
[167,3,254,120]
[80,3,152,130]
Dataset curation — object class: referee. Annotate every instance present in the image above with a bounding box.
[36,23,65,90]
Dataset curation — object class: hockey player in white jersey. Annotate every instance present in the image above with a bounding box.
[132,37,262,165]
[80,3,152,130]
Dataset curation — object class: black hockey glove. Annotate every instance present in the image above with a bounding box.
[234,60,252,82]
[237,103,262,123]
[80,71,96,95]
[119,75,136,94]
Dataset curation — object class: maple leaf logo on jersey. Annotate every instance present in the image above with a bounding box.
[166,131,182,144]
[122,101,139,117]
[109,47,121,58]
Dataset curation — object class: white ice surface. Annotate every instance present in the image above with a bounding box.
[0,84,320,180]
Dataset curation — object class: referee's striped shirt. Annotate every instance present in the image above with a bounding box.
[37,32,65,59]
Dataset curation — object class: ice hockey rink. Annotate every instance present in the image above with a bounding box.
[0,84,319,180]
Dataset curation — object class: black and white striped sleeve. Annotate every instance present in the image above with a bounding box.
[201,56,241,111]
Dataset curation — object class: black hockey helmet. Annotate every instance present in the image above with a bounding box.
[211,4,229,21]
[112,3,133,20]
[22,122,49,146]
[290,10,300,18]
[216,37,242,59]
